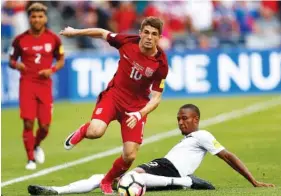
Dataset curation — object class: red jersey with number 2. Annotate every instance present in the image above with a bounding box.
[10,29,64,85]
[105,33,169,111]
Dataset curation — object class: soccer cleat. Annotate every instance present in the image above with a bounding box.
[64,132,76,150]
[25,160,36,170]
[28,185,58,195]
[34,146,45,164]
[189,175,215,190]
[100,182,114,195]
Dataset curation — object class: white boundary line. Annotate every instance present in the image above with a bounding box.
[2,96,281,187]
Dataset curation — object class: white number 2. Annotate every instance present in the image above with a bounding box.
[35,53,41,64]
[130,67,142,80]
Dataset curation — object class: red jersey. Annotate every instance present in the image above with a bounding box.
[10,29,64,84]
[105,33,169,111]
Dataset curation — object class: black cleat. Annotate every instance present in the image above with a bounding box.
[189,175,215,190]
[64,132,76,150]
[28,185,58,195]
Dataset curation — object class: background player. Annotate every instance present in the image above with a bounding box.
[28,104,274,195]
[59,16,168,194]
[9,3,65,170]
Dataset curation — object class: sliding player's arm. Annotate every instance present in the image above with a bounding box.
[217,150,275,187]
[60,26,110,40]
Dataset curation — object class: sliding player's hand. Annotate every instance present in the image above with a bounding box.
[253,181,275,188]
[125,112,142,129]
[59,26,77,37]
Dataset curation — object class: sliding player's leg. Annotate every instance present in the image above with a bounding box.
[134,158,191,188]
[64,92,117,150]
[134,158,215,190]
[28,174,104,195]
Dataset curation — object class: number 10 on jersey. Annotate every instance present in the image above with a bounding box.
[130,67,142,80]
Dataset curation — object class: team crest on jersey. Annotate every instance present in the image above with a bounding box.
[44,43,52,52]
[145,67,154,77]
[95,108,103,115]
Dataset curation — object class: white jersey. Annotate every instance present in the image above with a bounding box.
[164,130,225,177]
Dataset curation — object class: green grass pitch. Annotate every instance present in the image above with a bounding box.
[1,95,281,195]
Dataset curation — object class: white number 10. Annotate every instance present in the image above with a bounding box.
[35,53,41,64]
[130,67,142,80]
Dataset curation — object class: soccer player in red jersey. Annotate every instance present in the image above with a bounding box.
[60,16,168,194]
[9,3,65,170]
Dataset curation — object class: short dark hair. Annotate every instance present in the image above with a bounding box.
[180,104,200,119]
[140,16,163,35]
[27,3,47,16]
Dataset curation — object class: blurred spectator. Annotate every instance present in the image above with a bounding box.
[184,0,214,32]
[246,5,281,49]
[261,0,279,14]
[213,1,240,47]
[10,0,29,35]
[233,1,259,43]
[111,2,137,33]
[198,34,211,50]
[2,0,281,55]
[1,0,29,54]
[1,1,14,53]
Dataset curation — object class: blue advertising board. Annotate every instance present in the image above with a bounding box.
[2,48,281,107]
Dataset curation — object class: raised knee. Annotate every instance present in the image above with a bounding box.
[85,120,107,139]
[86,127,104,139]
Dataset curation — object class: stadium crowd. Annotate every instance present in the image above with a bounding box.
[2,0,281,54]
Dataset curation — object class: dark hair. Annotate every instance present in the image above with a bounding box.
[140,16,163,35]
[27,3,47,16]
[180,104,200,119]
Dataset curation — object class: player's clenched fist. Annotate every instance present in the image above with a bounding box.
[60,26,77,37]
[125,112,142,129]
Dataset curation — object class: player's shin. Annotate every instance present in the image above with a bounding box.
[65,122,90,150]
[71,122,90,144]
[23,129,35,161]
[102,156,132,184]
[35,128,49,146]
[139,173,192,188]
[53,174,104,194]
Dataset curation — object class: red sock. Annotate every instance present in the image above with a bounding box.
[102,156,132,184]
[70,122,90,145]
[23,130,35,161]
[35,128,49,147]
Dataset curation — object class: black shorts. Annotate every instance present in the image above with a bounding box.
[137,158,181,178]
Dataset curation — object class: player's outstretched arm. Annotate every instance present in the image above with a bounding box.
[60,26,110,40]
[216,149,275,187]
